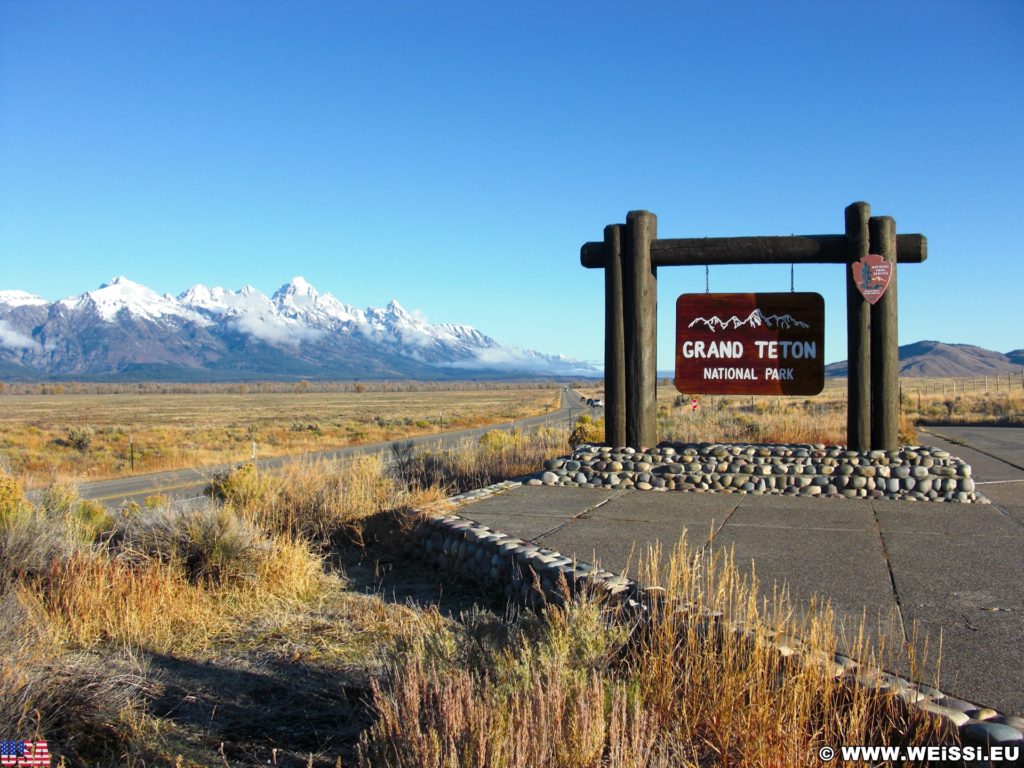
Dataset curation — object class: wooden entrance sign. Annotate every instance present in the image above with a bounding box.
[675,293,824,396]
[580,203,927,452]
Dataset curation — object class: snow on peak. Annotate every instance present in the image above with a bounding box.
[384,299,413,319]
[178,283,213,304]
[275,276,317,298]
[99,275,135,289]
[270,277,364,326]
[0,276,595,372]
[0,290,48,307]
[177,284,238,311]
[59,276,207,323]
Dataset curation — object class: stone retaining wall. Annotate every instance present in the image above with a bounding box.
[529,442,986,503]
[407,481,643,611]
[407,482,1022,750]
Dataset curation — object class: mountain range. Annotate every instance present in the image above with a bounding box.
[824,340,1024,378]
[0,277,598,381]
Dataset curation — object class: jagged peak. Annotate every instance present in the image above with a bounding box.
[385,299,411,317]
[179,283,212,300]
[274,276,319,300]
[98,275,143,290]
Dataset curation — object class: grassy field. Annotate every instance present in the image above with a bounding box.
[578,375,1024,446]
[0,427,953,766]
[0,386,561,486]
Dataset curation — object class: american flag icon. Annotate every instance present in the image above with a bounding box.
[0,741,50,767]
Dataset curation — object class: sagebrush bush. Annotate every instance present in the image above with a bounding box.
[111,503,270,584]
[209,461,275,511]
[68,499,115,543]
[0,504,79,588]
[39,481,79,517]
[569,414,604,448]
[66,425,94,451]
[479,428,515,454]
[0,472,28,522]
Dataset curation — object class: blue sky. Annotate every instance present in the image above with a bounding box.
[1,0,1021,367]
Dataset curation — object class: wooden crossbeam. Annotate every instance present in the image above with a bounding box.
[581,205,926,452]
[580,233,926,268]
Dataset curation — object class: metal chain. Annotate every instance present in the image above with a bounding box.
[705,264,710,294]
[790,263,795,292]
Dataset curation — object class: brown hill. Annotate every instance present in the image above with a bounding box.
[826,341,1024,378]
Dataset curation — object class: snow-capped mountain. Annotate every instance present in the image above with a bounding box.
[0,276,597,380]
[688,308,810,333]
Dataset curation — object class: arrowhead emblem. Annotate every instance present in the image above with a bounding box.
[852,254,893,304]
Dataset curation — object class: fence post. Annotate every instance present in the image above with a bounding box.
[603,224,627,447]
[845,202,871,451]
[869,216,899,451]
[622,210,658,449]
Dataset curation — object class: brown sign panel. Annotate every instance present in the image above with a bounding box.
[675,292,824,395]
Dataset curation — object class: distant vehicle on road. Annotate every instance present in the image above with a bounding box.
[593,399,604,407]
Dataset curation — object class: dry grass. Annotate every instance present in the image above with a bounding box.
[0,386,561,487]
[657,380,858,447]
[357,539,950,767]
[211,455,419,545]
[0,422,962,765]
[392,426,568,493]
[577,374,1024,447]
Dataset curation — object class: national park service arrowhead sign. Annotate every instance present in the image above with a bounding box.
[852,254,893,304]
[675,292,825,396]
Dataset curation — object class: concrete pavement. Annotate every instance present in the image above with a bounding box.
[453,427,1024,716]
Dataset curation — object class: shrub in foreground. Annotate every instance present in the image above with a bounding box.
[110,503,271,584]
[569,414,604,448]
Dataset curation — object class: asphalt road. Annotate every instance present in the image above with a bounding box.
[919,425,1024,474]
[79,388,595,508]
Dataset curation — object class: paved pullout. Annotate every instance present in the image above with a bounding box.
[454,427,1024,716]
[78,389,591,508]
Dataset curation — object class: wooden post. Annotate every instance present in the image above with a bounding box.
[603,224,627,447]
[845,202,871,451]
[870,216,899,451]
[623,210,658,449]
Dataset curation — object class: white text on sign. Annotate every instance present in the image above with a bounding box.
[680,340,817,360]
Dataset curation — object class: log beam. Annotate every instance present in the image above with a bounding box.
[582,233,926,268]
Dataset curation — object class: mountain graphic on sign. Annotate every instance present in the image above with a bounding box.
[688,308,810,333]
